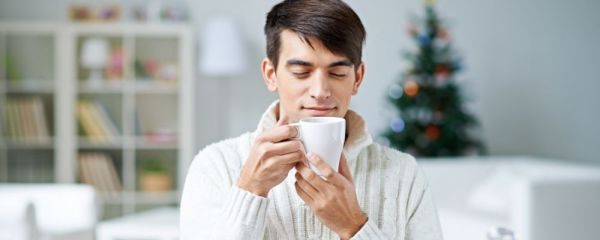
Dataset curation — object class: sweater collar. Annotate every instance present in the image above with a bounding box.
[253,100,373,161]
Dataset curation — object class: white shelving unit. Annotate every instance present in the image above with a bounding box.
[0,22,195,219]
[0,23,59,183]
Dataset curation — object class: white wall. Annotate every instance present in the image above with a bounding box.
[2,0,599,163]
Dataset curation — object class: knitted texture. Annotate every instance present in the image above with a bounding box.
[180,101,443,240]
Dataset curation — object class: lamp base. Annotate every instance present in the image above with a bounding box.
[87,69,104,87]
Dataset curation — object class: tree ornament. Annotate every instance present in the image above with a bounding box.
[390,118,405,133]
[382,2,486,157]
[388,84,404,99]
[425,125,440,140]
[404,80,419,97]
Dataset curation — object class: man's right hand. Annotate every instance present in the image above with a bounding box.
[237,116,306,197]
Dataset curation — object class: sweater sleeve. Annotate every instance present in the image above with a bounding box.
[351,217,390,240]
[352,161,443,240]
[404,168,444,240]
[180,146,270,240]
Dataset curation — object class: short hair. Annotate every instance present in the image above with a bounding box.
[265,0,366,70]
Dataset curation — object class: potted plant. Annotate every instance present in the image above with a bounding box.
[139,157,172,192]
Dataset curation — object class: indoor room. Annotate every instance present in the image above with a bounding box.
[1,0,599,240]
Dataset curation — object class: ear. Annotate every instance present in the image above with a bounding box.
[351,62,365,95]
[261,57,278,92]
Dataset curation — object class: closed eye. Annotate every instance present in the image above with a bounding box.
[330,73,347,78]
[293,72,310,78]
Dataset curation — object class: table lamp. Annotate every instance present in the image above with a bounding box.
[198,17,248,138]
[81,37,109,86]
[199,17,247,76]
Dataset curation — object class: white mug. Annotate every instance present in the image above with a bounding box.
[290,117,346,176]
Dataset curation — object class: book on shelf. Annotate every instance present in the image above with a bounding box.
[5,100,16,139]
[79,152,122,200]
[18,99,32,140]
[4,97,51,144]
[77,100,104,143]
[77,100,119,144]
[32,97,50,141]
[92,101,119,139]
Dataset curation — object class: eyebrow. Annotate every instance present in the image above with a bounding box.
[285,59,353,68]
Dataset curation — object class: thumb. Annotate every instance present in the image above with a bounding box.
[338,153,353,183]
[277,114,289,126]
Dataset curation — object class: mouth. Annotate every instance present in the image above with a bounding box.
[301,106,336,116]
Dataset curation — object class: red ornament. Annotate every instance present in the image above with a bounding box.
[407,23,418,37]
[435,64,450,75]
[437,28,450,41]
[425,125,440,140]
[435,72,449,82]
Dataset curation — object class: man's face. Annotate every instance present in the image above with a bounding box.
[261,30,365,123]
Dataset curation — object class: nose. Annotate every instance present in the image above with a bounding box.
[308,72,331,101]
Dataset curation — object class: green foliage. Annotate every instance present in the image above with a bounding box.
[141,157,168,174]
[382,4,486,157]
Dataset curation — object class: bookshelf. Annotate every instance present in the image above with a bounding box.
[0,24,58,184]
[0,22,195,219]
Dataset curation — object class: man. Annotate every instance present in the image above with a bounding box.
[180,0,443,239]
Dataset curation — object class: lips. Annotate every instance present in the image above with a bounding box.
[302,106,336,115]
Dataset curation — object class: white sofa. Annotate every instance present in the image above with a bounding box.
[0,184,100,240]
[0,196,38,240]
[419,156,600,240]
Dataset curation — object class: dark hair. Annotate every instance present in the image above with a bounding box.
[265,0,366,70]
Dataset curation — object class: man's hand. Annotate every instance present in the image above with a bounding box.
[238,116,306,197]
[294,153,368,240]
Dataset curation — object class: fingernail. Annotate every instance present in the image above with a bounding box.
[306,152,314,159]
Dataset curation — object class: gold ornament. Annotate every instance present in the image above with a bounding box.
[404,80,419,97]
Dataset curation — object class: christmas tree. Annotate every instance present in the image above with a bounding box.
[382,0,486,157]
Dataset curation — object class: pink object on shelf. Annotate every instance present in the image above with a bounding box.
[144,129,177,143]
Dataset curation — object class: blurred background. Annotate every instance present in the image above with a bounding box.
[0,0,599,240]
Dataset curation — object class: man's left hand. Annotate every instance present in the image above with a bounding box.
[294,153,367,240]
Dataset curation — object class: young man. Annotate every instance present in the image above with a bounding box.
[180,0,443,239]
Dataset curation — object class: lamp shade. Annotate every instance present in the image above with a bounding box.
[199,17,247,77]
[80,37,109,68]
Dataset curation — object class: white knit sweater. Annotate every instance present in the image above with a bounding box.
[180,101,443,240]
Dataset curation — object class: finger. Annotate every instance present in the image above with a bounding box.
[256,125,299,143]
[338,153,353,183]
[295,171,319,198]
[276,114,289,126]
[307,153,337,180]
[295,181,314,203]
[307,153,347,188]
[270,150,306,165]
[295,161,328,189]
[263,139,304,157]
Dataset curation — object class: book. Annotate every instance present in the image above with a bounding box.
[24,99,38,143]
[79,152,122,201]
[84,101,108,142]
[4,97,51,144]
[31,97,50,142]
[77,100,106,143]
[77,100,120,144]
[18,99,33,143]
[8,100,20,142]
[91,101,119,142]
[5,100,17,141]
[77,101,96,143]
